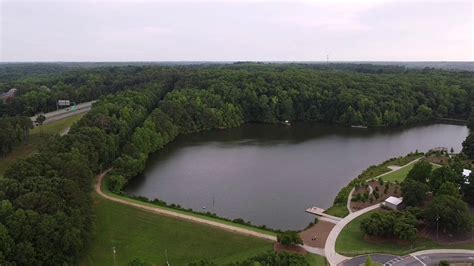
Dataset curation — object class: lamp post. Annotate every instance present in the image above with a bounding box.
[436,215,440,240]
[112,246,117,266]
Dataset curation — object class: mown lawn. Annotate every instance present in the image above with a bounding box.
[336,210,474,257]
[306,254,328,265]
[0,114,84,175]
[324,203,349,218]
[380,162,441,183]
[83,194,274,265]
[379,164,415,182]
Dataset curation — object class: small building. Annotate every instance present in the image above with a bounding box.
[0,88,17,103]
[463,169,472,185]
[383,196,403,210]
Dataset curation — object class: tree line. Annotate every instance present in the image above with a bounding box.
[2,63,474,125]
[0,116,33,156]
[1,63,474,263]
[0,82,170,264]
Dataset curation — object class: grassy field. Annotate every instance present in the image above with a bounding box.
[379,162,441,183]
[0,114,84,175]
[379,163,415,182]
[83,194,274,265]
[101,175,278,237]
[336,210,474,257]
[84,193,327,265]
[324,203,349,218]
[306,254,328,265]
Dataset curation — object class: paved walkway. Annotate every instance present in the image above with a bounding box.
[95,170,277,242]
[346,157,422,214]
[301,245,325,256]
[325,203,381,265]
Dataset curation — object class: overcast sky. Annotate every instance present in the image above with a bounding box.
[0,0,472,62]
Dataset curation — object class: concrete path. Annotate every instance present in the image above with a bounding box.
[95,170,277,242]
[325,203,381,265]
[371,157,422,181]
[301,245,325,256]
[346,187,355,214]
[346,157,422,214]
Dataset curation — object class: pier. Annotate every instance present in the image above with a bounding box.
[305,207,342,223]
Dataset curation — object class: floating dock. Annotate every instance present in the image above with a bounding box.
[305,207,342,223]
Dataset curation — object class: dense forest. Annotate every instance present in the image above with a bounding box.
[1,63,474,264]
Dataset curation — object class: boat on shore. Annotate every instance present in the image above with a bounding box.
[351,125,368,129]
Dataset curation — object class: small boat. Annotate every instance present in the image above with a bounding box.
[282,120,291,126]
[351,125,368,129]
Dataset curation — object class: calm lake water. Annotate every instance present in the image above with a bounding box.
[125,123,468,230]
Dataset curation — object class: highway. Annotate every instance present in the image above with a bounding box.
[30,100,96,125]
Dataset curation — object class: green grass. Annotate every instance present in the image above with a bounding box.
[379,163,415,182]
[324,204,349,218]
[83,194,273,265]
[30,114,84,135]
[380,162,441,183]
[0,114,84,175]
[336,210,474,257]
[305,254,328,265]
[102,176,278,237]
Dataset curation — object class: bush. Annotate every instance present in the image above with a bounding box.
[277,231,303,246]
[438,261,449,266]
[108,174,127,192]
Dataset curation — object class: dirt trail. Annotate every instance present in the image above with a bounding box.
[95,170,277,242]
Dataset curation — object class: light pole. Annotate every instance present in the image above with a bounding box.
[165,249,170,266]
[112,246,117,266]
[436,215,440,240]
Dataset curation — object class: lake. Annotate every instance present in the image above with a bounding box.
[125,123,469,230]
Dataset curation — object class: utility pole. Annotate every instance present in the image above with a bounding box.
[436,215,440,240]
[165,249,170,266]
[112,246,117,266]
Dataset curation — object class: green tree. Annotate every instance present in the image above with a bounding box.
[365,255,374,266]
[401,179,429,207]
[462,133,474,159]
[425,195,472,234]
[406,161,432,183]
[429,167,462,192]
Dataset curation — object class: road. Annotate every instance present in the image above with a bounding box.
[342,250,474,266]
[30,100,96,125]
[95,170,277,242]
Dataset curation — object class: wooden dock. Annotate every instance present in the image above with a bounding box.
[305,207,342,223]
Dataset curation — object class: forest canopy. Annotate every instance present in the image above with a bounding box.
[1,63,474,264]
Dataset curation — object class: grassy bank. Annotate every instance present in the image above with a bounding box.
[102,176,278,237]
[336,210,474,256]
[0,114,84,175]
[83,194,274,265]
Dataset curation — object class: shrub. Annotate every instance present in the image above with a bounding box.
[277,231,303,246]
[108,174,127,193]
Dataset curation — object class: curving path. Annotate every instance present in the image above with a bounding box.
[325,203,381,265]
[95,170,277,242]
[346,157,422,214]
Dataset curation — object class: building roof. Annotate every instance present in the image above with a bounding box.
[463,169,472,177]
[385,196,403,205]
